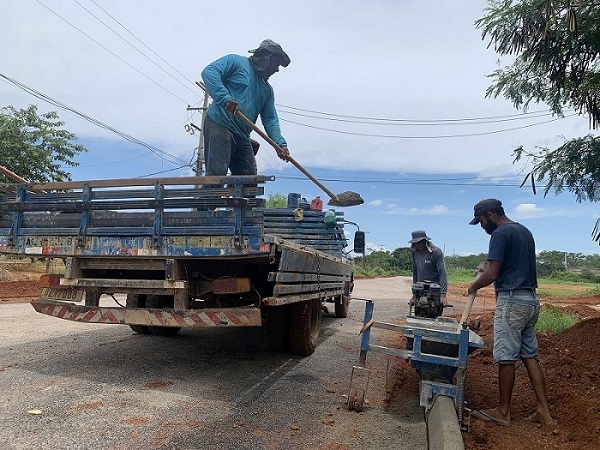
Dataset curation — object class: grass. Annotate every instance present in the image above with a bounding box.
[448,268,599,298]
[447,268,479,284]
[536,306,580,334]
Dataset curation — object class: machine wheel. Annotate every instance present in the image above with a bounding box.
[266,305,290,352]
[125,294,151,335]
[348,387,357,411]
[146,295,182,337]
[289,299,322,356]
[334,295,349,318]
[354,388,365,412]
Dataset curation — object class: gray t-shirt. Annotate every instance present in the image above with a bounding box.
[412,246,448,295]
[488,222,538,292]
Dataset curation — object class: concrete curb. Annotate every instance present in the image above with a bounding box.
[426,395,464,450]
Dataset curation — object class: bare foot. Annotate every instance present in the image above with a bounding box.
[527,412,556,426]
[472,408,510,426]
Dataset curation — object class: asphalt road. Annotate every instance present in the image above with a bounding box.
[0,277,426,450]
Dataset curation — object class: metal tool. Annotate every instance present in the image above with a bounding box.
[347,298,483,426]
[195,81,364,207]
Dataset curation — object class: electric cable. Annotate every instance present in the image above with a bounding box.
[277,108,556,126]
[72,0,199,98]
[276,103,572,123]
[0,72,189,167]
[34,0,191,105]
[279,114,576,139]
[89,0,199,89]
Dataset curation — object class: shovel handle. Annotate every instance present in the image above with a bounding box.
[0,165,29,184]
[234,111,341,202]
[458,268,484,331]
[194,81,341,203]
[459,293,477,330]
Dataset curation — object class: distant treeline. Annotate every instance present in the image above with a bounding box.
[353,248,600,282]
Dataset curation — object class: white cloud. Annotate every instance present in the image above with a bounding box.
[408,205,450,215]
[513,203,546,218]
[369,199,383,207]
[1,1,588,177]
[514,203,548,219]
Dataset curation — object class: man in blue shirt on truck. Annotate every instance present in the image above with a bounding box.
[201,39,291,177]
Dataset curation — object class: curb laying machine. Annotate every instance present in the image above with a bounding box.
[347,281,483,427]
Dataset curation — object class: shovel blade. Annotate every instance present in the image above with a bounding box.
[327,191,364,207]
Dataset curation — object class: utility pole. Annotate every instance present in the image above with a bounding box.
[186,88,209,176]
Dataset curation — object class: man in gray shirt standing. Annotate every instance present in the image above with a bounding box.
[409,230,448,305]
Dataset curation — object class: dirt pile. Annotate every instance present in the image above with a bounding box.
[463,310,600,450]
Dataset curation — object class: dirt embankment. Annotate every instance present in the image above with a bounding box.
[0,266,44,303]
[446,284,600,450]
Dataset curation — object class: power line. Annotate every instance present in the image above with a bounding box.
[73,0,199,98]
[277,108,556,126]
[271,174,536,188]
[34,0,191,106]
[88,0,198,89]
[279,114,576,139]
[0,72,189,167]
[276,103,568,123]
[138,164,191,178]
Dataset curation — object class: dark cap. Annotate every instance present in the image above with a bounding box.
[408,230,431,244]
[469,198,502,225]
[249,39,291,67]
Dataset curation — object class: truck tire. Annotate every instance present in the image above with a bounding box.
[266,305,290,352]
[334,295,349,318]
[125,294,151,335]
[289,299,321,356]
[146,295,182,337]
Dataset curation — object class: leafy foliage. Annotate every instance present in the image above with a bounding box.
[477,0,600,127]
[264,193,287,208]
[356,246,600,281]
[0,105,86,183]
[476,0,600,241]
[536,305,579,334]
[513,135,600,202]
[353,248,413,277]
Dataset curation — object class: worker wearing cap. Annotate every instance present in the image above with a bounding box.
[467,199,554,426]
[201,39,291,177]
[409,230,448,305]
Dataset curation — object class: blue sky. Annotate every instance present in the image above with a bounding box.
[3,1,599,255]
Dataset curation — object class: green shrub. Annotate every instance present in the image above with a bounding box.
[536,306,579,334]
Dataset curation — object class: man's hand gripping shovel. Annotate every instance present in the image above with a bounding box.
[458,262,486,332]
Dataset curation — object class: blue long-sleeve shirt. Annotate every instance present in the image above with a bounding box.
[201,54,287,147]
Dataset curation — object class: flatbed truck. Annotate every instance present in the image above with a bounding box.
[0,175,358,355]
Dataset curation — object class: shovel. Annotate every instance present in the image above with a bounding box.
[458,263,486,331]
[195,82,363,207]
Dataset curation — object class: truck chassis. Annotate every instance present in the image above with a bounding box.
[0,175,354,355]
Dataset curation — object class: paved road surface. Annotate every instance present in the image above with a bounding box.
[0,277,426,450]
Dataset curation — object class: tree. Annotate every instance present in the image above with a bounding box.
[391,247,413,272]
[0,105,86,183]
[476,1,600,240]
[536,250,568,276]
[265,193,287,208]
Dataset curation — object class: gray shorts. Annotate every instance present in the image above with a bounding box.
[493,290,540,363]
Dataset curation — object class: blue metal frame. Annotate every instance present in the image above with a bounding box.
[353,299,483,422]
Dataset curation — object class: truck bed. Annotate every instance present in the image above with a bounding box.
[0,175,354,355]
